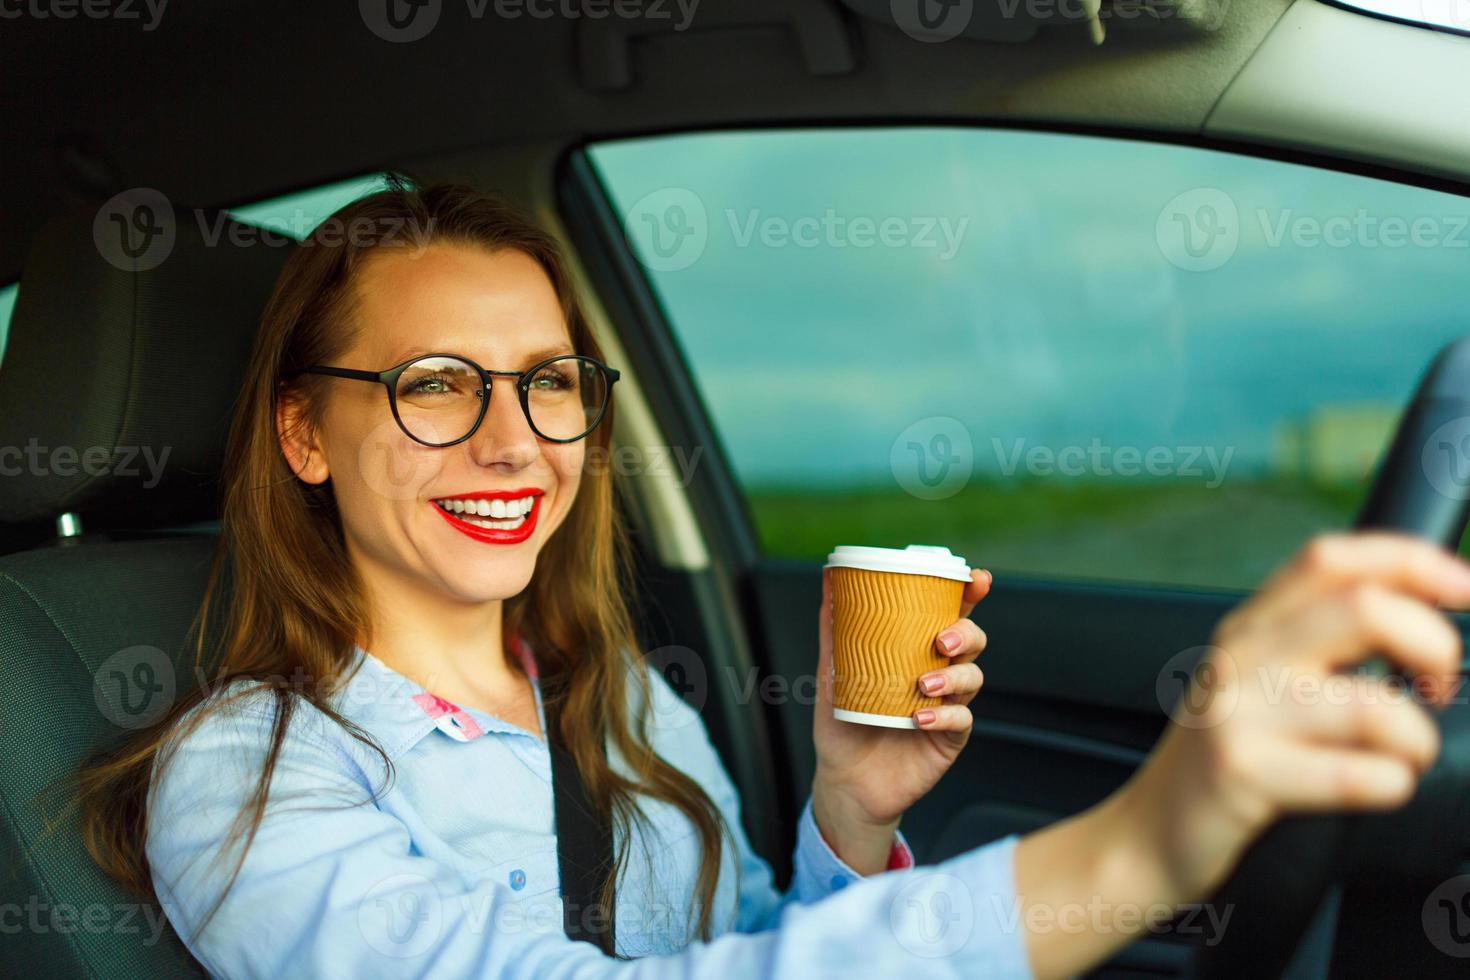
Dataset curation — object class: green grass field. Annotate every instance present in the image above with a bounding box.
[745,478,1373,592]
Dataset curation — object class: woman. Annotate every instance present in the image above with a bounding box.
[80,178,1462,979]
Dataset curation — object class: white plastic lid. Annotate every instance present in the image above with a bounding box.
[824,544,972,582]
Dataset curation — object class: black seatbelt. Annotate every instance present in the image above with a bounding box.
[544,694,617,956]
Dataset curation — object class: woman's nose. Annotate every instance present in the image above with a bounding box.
[465,382,538,468]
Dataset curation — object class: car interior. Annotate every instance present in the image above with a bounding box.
[4,1,1470,976]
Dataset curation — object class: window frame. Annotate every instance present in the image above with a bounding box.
[1320,0,1470,39]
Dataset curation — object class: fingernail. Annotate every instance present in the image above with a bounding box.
[915,709,936,726]
[920,673,944,694]
[982,569,993,584]
[937,631,960,653]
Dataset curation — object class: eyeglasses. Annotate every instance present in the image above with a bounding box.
[284,353,620,447]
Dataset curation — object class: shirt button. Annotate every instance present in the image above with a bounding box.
[829,874,848,891]
[509,869,527,891]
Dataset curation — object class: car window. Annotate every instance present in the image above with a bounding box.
[0,283,16,365]
[227,173,391,238]
[589,128,1470,591]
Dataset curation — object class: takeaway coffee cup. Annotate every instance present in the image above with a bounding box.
[825,544,972,728]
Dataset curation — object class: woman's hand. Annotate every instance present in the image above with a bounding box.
[810,564,992,874]
[1129,531,1466,901]
[1016,531,1470,980]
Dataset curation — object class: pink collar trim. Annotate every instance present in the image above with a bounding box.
[407,634,539,742]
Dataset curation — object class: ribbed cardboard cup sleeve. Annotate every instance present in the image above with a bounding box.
[830,566,965,720]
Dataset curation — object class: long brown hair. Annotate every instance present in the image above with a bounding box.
[75,175,731,952]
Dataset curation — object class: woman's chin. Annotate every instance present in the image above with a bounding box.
[432,562,537,605]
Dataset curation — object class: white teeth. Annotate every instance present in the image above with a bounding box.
[433,495,538,531]
[459,515,526,529]
[434,496,536,516]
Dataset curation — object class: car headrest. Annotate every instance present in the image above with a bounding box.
[0,197,291,529]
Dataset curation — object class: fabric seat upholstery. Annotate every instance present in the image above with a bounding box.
[0,201,289,977]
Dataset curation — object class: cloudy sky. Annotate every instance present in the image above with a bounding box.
[591,127,1470,489]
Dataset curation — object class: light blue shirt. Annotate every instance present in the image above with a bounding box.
[146,640,1031,978]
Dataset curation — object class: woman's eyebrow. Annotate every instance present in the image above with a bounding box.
[518,344,577,366]
[395,344,577,366]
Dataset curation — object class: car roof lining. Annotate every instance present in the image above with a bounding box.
[5,0,1298,279]
[7,0,1469,285]
[1207,0,1470,186]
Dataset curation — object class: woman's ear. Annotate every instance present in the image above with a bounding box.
[276,389,331,485]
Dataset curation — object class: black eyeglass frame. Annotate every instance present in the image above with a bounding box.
[283,352,621,447]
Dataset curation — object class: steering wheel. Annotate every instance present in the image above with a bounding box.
[1195,338,1470,978]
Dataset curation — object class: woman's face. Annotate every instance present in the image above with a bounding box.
[281,242,585,606]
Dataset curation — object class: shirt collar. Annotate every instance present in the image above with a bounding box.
[329,634,544,762]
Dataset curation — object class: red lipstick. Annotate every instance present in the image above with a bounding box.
[430,488,544,545]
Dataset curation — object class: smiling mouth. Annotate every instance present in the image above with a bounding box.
[430,489,544,543]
